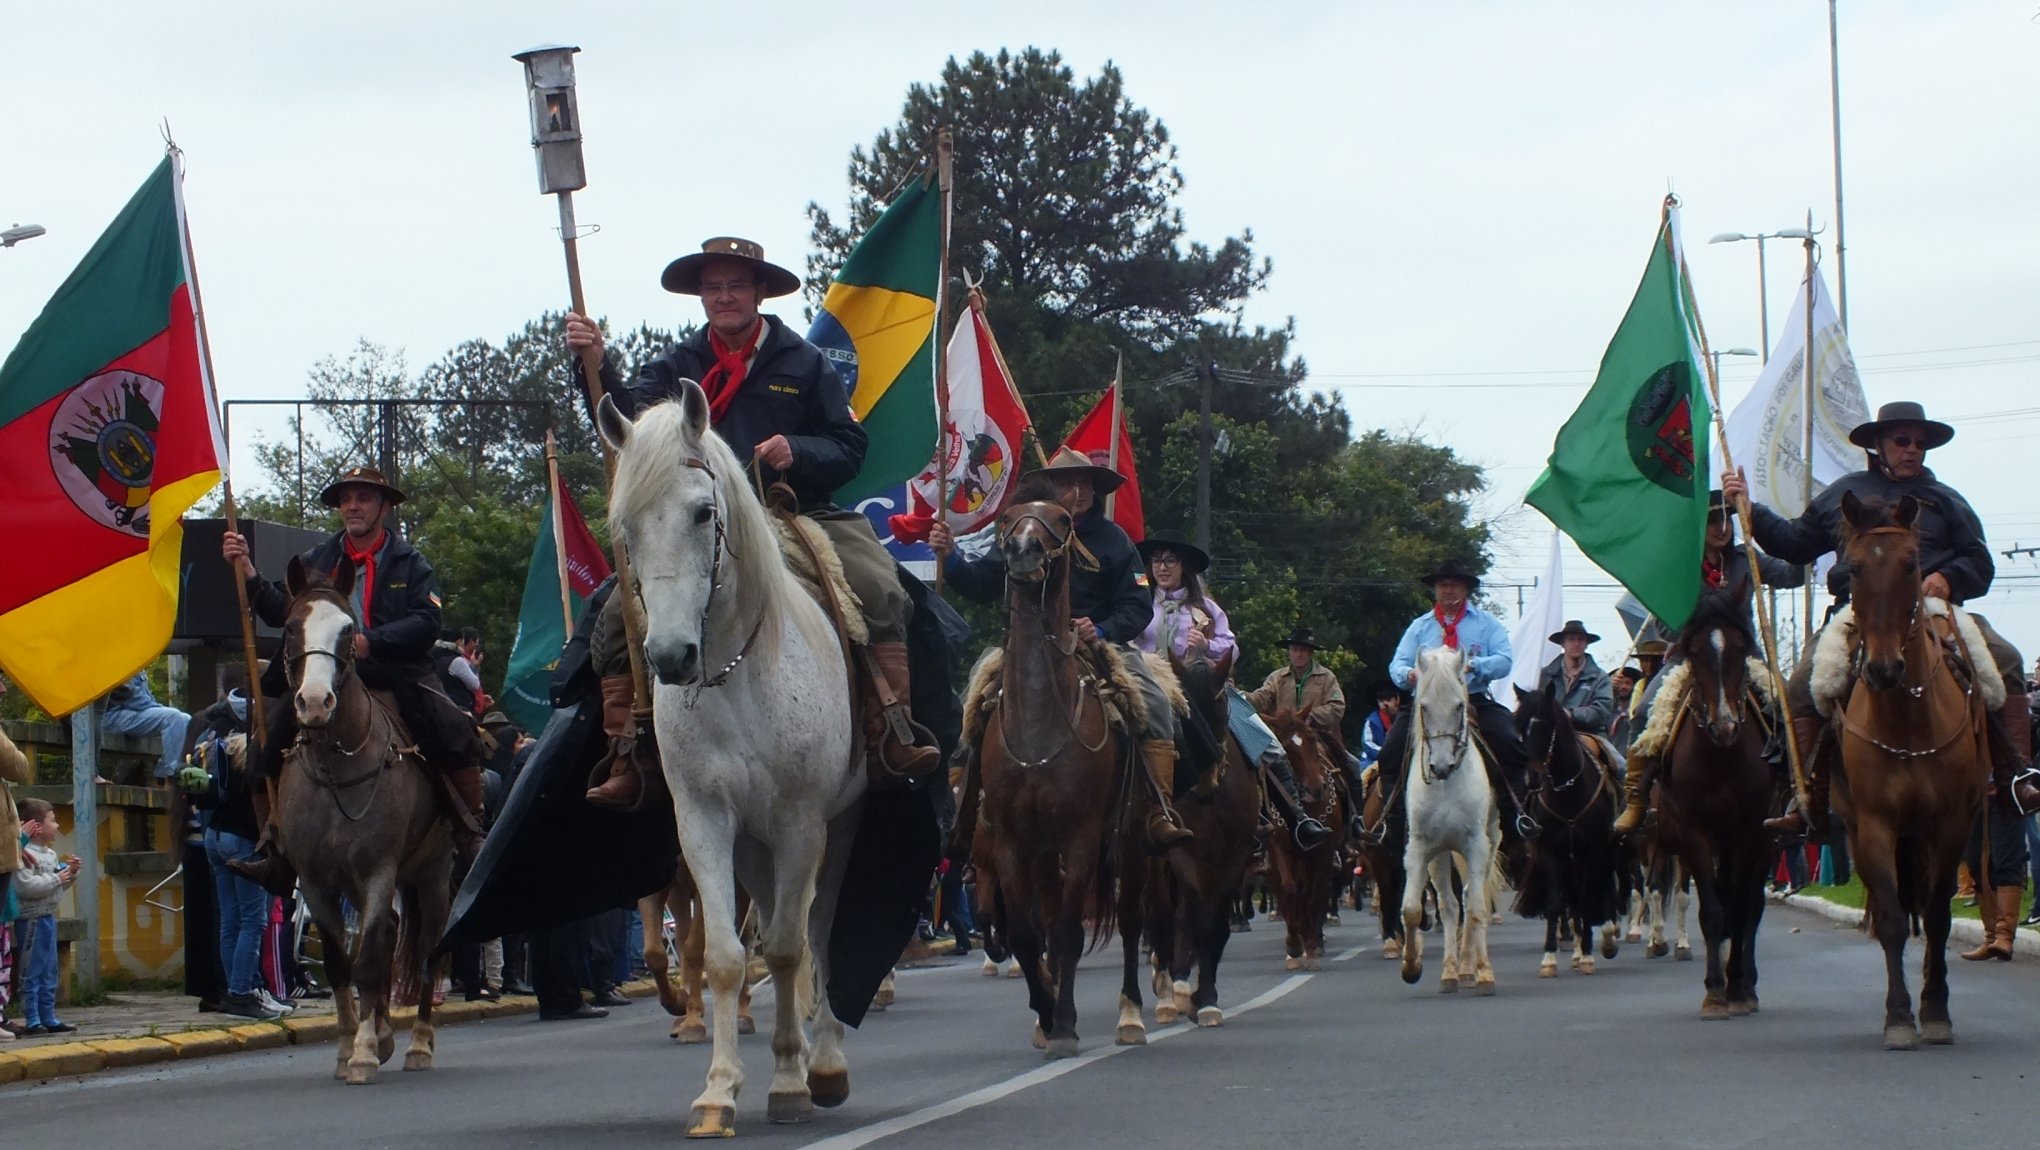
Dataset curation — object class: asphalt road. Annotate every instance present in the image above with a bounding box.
[7,899,2037,1149]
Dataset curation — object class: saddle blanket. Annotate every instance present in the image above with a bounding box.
[1631,656,1783,758]
[961,643,1186,750]
[1808,599,2004,718]
[773,514,868,646]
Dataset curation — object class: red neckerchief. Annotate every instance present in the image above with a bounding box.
[699,322,764,423]
[340,529,386,620]
[1433,601,1467,650]
[1702,555,1725,588]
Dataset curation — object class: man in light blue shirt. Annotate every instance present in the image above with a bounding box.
[1371,559,1538,841]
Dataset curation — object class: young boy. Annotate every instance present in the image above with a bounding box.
[14,799,81,1035]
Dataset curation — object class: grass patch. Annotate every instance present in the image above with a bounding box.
[1795,876,2033,922]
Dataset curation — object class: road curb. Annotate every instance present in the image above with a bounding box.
[0,979,655,1087]
[1781,892,2040,957]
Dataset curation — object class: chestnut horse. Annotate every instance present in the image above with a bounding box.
[1145,653,1259,1028]
[1656,582,1775,1018]
[1831,493,1989,1050]
[977,497,1149,1057]
[1265,710,1350,972]
[639,858,756,1043]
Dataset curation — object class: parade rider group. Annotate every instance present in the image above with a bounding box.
[210,206,2038,911]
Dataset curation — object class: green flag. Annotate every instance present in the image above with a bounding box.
[1526,209,1711,629]
[501,466,610,732]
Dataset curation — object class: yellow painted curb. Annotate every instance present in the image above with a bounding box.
[84,1037,177,1068]
[435,1001,487,1024]
[160,1030,242,1059]
[0,1052,28,1085]
[283,1016,341,1045]
[227,1024,289,1052]
[14,1043,106,1080]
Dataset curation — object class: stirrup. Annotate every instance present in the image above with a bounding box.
[1514,812,1543,841]
[2011,767,2040,816]
[1294,818,1332,851]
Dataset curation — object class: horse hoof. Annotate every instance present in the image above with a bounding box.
[1920,1020,1954,1046]
[1884,1024,1921,1051]
[982,958,1001,978]
[1728,998,1755,1018]
[1302,956,1321,972]
[1154,1003,1179,1025]
[1031,1024,1048,1050]
[333,1060,351,1082]
[737,1014,756,1036]
[376,1033,397,1065]
[874,986,896,1009]
[1005,962,1024,979]
[1382,939,1402,960]
[402,1050,432,1073]
[1325,914,1342,926]
[346,1060,379,1086]
[1539,964,1557,980]
[1044,1036,1080,1060]
[768,1091,815,1125]
[1600,936,1618,960]
[1625,929,1643,944]
[1647,941,1669,959]
[1116,1024,1147,1046]
[674,1020,708,1044]
[1473,976,1496,997]
[1674,945,1693,962]
[1284,956,1302,972]
[1196,1007,1224,1028]
[1577,961,1596,976]
[808,1068,850,1108]
[1701,999,1731,1021]
[1401,965,1422,986]
[687,1104,737,1138]
[1439,977,1459,994]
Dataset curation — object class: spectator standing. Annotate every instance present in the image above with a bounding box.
[1,724,29,1040]
[181,684,287,1020]
[13,799,80,1034]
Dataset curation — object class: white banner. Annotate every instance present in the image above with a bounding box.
[1509,529,1567,705]
[1718,268,1869,518]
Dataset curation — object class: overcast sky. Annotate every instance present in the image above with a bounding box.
[6,1,2038,670]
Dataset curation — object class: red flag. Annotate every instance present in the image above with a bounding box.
[554,469,612,598]
[889,297,1033,544]
[1062,382,1144,541]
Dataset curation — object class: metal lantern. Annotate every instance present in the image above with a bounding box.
[512,44,587,194]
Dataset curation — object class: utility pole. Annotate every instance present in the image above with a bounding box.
[1195,359,1215,552]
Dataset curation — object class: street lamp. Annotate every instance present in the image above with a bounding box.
[1708,228,1813,361]
[2,223,47,248]
[1710,347,1760,380]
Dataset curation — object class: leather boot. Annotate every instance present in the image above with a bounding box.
[1260,767,1331,850]
[864,643,942,784]
[1765,714,1833,840]
[586,674,649,810]
[1992,693,2040,814]
[1961,885,2008,961]
[1141,739,1195,855]
[445,762,488,865]
[1995,885,2021,960]
[1611,750,1658,836]
[225,781,300,899]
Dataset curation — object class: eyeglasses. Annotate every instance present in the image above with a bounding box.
[1885,435,1925,450]
[699,280,757,298]
[1151,555,1183,567]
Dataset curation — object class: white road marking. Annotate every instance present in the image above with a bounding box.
[802,974,1315,1150]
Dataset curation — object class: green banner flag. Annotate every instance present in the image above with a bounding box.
[1526,208,1711,629]
[501,467,610,732]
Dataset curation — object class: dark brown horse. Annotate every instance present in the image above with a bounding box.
[276,558,451,1084]
[1358,769,1413,960]
[1514,683,1625,977]
[1265,710,1350,971]
[1656,581,1775,1018]
[978,498,1149,1057]
[1144,652,1258,1027]
[1831,493,1990,1049]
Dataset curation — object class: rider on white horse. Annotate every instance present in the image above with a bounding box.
[563,236,942,808]
[1371,559,1538,843]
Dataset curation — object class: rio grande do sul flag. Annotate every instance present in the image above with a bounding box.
[806,174,942,504]
[0,153,225,715]
[1525,203,1710,630]
[888,291,1033,544]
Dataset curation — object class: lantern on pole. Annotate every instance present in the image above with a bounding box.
[512,45,587,194]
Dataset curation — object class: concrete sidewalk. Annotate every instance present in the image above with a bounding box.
[0,979,657,1086]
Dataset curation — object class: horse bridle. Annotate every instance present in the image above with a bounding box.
[281,591,398,816]
[1837,527,1976,759]
[637,455,765,707]
[1413,694,1470,782]
[991,500,1108,769]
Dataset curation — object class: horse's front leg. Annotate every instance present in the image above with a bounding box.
[1399,841,1428,986]
[1044,855,1091,1059]
[301,886,357,1082]
[1540,907,1560,979]
[676,803,746,1138]
[1464,840,1496,995]
[804,805,860,1108]
[1692,861,1731,1020]
[404,859,454,1072]
[760,821,824,1125]
[1916,834,1962,1045]
[346,875,398,1085]
[1849,822,1920,1049]
[1430,854,1462,992]
[1116,848,1149,1046]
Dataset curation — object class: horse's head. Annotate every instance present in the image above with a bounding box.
[1679,576,1756,746]
[996,493,1074,584]
[282,555,359,729]
[1268,709,1328,801]
[1514,677,1567,785]
[1172,646,1235,746]
[1414,647,1471,777]
[1841,491,1922,691]
[600,384,765,688]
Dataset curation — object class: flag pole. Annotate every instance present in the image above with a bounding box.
[1678,197,1809,815]
[167,140,268,749]
[1800,213,1818,649]
[932,129,955,594]
[545,430,574,637]
[1103,353,1124,522]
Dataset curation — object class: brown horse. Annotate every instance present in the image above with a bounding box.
[1655,581,1775,1018]
[639,857,756,1043]
[1513,683,1625,977]
[977,497,1148,1057]
[1358,769,1413,960]
[1144,653,1258,1028]
[1265,710,1350,971]
[275,558,451,1084]
[1831,492,1990,1050]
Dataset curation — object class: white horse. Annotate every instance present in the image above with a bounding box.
[1399,647,1499,995]
[599,385,862,1139]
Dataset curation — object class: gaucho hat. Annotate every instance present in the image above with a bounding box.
[1419,558,1482,592]
[319,465,406,508]
[1548,619,1601,645]
[1136,530,1210,575]
[660,236,802,298]
[1022,445,1126,495]
[1280,625,1323,651]
[1847,401,1954,451]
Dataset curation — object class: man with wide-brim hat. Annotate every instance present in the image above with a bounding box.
[218,464,488,894]
[1723,399,2039,857]
[562,234,942,808]
[1248,626,1347,734]
[1372,559,1540,842]
[1536,620,1616,737]
[932,445,1198,854]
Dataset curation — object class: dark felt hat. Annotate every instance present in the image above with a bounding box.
[1280,625,1323,650]
[660,236,801,298]
[1136,531,1210,575]
[1366,678,1401,701]
[318,465,406,508]
[1548,619,1601,644]
[1847,401,1954,451]
[1419,558,1482,591]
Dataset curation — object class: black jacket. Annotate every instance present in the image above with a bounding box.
[247,531,443,678]
[942,506,1153,643]
[581,315,868,511]
[1749,465,1993,605]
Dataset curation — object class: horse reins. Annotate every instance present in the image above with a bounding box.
[1834,570,1980,761]
[281,601,411,822]
[989,502,1110,770]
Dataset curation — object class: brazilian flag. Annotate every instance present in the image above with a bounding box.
[807,176,942,504]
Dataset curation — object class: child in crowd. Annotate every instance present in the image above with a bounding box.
[14,799,81,1035]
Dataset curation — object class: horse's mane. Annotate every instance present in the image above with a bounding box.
[609,399,791,658]
[1680,585,1755,651]
[1009,472,1059,505]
